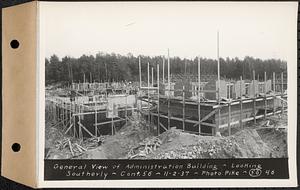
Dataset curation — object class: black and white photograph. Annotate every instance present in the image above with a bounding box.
[38,1,297,186]
[44,2,291,160]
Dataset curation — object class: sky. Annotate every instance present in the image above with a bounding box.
[40,2,297,61]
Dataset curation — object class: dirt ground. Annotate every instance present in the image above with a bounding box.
[45,112,288,159]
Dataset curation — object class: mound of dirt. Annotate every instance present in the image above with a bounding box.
[145,128,272,159]
[84,119,155,159]
[256,128,287,158]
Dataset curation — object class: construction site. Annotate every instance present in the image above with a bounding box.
[45,49,288,160]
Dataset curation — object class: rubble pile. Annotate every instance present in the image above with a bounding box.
[45,110,287,159]
[144,128,275,159]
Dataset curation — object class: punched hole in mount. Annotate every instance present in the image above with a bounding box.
[10,40,19,49]
[11,143,21,152]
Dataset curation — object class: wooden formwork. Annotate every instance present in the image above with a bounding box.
[46,94,136,139]
[137,55,288,137]
[139,93,287,136]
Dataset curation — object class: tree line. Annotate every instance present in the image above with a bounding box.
[45,52,287,85]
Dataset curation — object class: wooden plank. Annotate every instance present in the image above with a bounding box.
[150,112,216,127]
[93,118,125,126]
[78,122,95,137]
[218,108,287,129]
[64,124,73,135]
[159,122,168,132]
[200,108,219,123]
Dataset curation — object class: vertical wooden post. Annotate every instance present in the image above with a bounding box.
[167,49,170,130]
[151,67,154,87]
[83,73,86,96]
[139,56,141,88]
[78,105,82,139]
[273,72,276,115]
[73,103,76,137]
[228,101,231,136]
[147,62,150,127]
[264,72,267,119]
[63,103,66,126]
[53,102,55,122]
[162,57,165,85]
[182,85,185,132]
[111,117,114,135]
[216,31,220,135]
[157,63,160,135]
[253,70,256,124]
[65,103,68,126]
[56,102,58,122]
[68,101,71,133]
[167,96,170,129]
[281,72,284,114]
[73,115,76,137]
[281,72,284,94]
[95,102,97,137]
[90,72,92,83]
[57,102,60,122]
[168,49,170,87]
[198,56,201,135]
[239,76,243,129]
[125,94,128,126]
[62,102,65,127]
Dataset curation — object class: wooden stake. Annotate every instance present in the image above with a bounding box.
[228,101,231,136]
[216,31,220,135]
[68,140,74,156]
[83,73,86,96]
[168,49,170,86]
[151,67,154,87]
[281,72,284,114]
[125,94,128,126]
[95,102,97,137]
[79,105,82,138]
[167,49,170,130]
[253,70,256,124]
[281,72,284,94]
[73,110,76,138]
[111,117,114,135]
[182,85,185,131]
[264,72,267,119]
[239,76,243,129]
[198,56,201,135]
[162,57,165,85]
[273,72,276,115]
[147,62,150,127]
[62,103,65,127]
[157,63,160,135]
[139,56,142,88]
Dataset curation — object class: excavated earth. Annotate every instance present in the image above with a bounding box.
[45,112,288,159]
